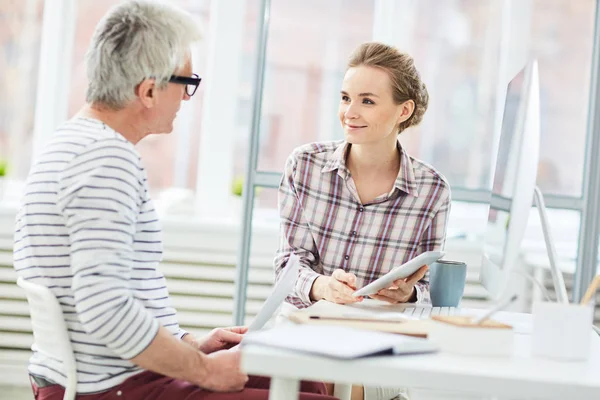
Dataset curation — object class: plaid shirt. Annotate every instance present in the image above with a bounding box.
[275,139,451,308]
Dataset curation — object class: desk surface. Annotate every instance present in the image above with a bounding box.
[242,331,600,399]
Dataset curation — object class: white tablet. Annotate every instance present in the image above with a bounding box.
[352,251,445,297]
[247,253,300,332]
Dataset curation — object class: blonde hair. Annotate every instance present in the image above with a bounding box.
[348,42,429,134]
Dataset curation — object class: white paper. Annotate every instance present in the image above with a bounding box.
[243,324,436,359]
[247,253,300,332]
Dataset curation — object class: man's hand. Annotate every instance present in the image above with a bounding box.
[310,269,363,304]
[198,349,248,392]
[186,326,248,354]
[369,265,428,304]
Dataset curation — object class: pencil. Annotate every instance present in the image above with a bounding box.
[580,275,600,305]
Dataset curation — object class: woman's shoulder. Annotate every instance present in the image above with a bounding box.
[409,155,450,192]
[289,140,344,159]
[283,140,344,179]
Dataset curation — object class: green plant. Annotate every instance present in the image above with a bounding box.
[0,160,7,177]
[232,176,244,197]
[231,176,262,197]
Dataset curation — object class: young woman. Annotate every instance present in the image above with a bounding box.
[275,42,451,400]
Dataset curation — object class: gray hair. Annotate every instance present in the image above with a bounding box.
[85,0,202,109]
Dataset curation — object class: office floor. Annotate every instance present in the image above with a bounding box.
[0,386,31,399]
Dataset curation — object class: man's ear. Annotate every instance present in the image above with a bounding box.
[136,78,156,109]
[397,99,415,125]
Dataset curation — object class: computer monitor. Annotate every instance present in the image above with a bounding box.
[480,60,548,301]
[480,60,569,304]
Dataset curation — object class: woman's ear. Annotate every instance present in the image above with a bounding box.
[136,78,156,109]
[397,99,415,125]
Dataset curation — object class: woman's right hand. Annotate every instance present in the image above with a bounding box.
[310,269,363,304]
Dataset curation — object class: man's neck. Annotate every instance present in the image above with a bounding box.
[78,103,147,145]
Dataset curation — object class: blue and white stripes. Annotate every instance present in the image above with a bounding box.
[14,117,185,394]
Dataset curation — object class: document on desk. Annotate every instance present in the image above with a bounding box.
[242,324,438,359]
[288,299,433,337]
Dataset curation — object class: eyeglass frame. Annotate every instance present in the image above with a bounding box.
[168,73,201,96]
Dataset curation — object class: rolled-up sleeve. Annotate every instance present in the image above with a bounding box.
[57,141,160,359]
[274,154,322,308]
[176,328,189,340]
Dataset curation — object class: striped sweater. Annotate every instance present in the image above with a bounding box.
[14,117,186,394]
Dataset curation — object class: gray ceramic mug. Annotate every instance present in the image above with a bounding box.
[429,260,467,307]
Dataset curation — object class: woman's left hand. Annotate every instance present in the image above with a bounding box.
[185,326,248,354]
[369,265,428,304]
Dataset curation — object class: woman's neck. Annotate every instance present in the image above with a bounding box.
[346,137,400,177]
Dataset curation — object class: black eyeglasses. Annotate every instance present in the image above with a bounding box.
[169,73,201,96]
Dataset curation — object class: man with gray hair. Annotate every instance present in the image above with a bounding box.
[14,1,334,399]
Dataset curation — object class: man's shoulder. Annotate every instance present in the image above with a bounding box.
[52,118,140,162]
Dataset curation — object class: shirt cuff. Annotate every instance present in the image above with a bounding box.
[293,268,321,308]
[413,282,431,305]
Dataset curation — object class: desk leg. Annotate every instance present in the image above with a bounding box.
[333,383,352,400]
[269,377,300,400]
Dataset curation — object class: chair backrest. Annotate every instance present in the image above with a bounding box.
[17,277,77,399]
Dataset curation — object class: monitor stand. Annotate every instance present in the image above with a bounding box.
[533,186,570,304]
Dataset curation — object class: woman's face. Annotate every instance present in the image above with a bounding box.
[338,65,412,145]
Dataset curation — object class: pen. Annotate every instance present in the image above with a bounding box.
[472,294,518,325]
[308,315,410,323]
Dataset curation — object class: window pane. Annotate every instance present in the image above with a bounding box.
[250,0,595,199]
[448,202,579,304]
[532,0,595,196]
[252,0,502,187]
[67,0,210,194]
[253,184,279,224]
[250,0,375,173]
[404,0,595,195]
[523,208,580,303]
[0,0,44,179]
[397,0,503,190]
[449,201,579,264]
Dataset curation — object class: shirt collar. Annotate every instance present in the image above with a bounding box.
[320,141,349,176]
[320,139,419,197]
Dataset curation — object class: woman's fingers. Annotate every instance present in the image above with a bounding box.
[390,265,428,288]
[406,265,428,286]
[331,279,359,301]
[225,326,248,334]
[368,293,396,304]
[328,273,361,303]
[332,269,358,288]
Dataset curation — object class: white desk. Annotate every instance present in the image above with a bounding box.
[241,326,600,400]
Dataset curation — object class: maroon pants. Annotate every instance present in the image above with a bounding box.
[31,371,338,400]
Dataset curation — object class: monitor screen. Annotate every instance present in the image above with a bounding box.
[484,69,526,270]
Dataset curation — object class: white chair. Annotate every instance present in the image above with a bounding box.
[17,277,77,400]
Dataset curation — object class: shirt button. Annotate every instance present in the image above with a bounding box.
[352,231,357,235]
[344,255,349,260]
[359,207,364,212]
[117,391,122,396]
